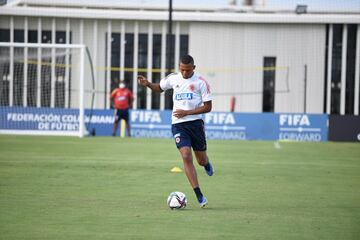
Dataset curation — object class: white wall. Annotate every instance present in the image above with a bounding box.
[189,22,326,113]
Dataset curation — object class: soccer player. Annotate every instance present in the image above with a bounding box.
[138,55,214,208]
[110,80,134,137]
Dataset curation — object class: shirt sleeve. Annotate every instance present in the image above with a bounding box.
[199,77,212,102]
[111,89,117,98]
[159,74,173,91]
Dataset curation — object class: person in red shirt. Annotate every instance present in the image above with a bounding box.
[110,80,134,137]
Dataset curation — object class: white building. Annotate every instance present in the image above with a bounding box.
[0,0,359,115]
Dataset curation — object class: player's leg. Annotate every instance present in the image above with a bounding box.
[178,147,206,207]
[191,120,214,176]
[194,151,209,167]
[178,147,199,188]
[112,110,120,136]
[194,150,213,176]
[172,122,207,207]
[125,121,131,137]
[112,121,119,136]
[123,109,131,137]
[194,150,208,166]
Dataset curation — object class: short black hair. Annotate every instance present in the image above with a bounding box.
[180,54,194,65]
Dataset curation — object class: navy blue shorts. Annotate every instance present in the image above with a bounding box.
[115,108,129,122]
[171,119,207,151]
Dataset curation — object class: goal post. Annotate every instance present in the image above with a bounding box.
[0,42,94,137]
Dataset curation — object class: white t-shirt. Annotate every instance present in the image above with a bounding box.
[160,72,212,124]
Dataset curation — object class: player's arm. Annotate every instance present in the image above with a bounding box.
[138,75,164,93]
[110,88,118,100]
[129,95,134,106]
[110,91,115,107]
[173,101,212,119]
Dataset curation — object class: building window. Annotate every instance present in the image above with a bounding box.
[165,34,175,110]
[323,25,329,113]
[13,30,25,106]
[14,29,24,42]
[27,30,38,107]
[40,31,52,107]
[262,57,276,112]
[345,24,357,115]
[110,33,121,95]
[27,52,37,107]
[137,33,148,109]
[0,29,10,106]
[54,31,67,108]
[124,33,134,93]
[151,34,162,109]
[0,29,10,42]
[28,30,38,43]
[180,34,189,58]
[330,24,343,115]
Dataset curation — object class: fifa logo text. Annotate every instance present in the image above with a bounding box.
[279,114,310,126]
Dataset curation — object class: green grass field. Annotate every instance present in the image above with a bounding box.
[0,135,359,240]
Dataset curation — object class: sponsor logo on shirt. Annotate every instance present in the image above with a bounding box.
[175,93,193,100]
[117,96,126,101]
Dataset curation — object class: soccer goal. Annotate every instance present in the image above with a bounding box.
[0,42,95,137]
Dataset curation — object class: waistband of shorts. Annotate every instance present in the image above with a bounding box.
[172,119,203,126]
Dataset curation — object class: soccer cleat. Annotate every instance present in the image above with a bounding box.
[198,196,208,208]
[204,162,214,176]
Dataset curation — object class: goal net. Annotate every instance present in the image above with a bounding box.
[0,42,95,137]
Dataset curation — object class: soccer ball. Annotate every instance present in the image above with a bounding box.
[167,191,187,209]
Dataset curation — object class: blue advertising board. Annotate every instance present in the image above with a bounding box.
[129,110,172,138]
[0,107,328,141]
[277,113,328,141]
[201,112,327,141]
[204,112,278,140]
[1,107,81,132]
